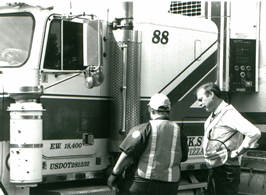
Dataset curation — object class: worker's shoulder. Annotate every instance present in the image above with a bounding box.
[163,120,180,128]
[129,122,149,132]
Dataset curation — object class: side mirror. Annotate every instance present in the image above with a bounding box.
[84,66,104,89]
[83,20,103,67]
[83,20,104,88]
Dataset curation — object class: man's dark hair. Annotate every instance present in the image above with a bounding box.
[197,82,223,98]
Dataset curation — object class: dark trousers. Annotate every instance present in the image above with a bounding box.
[207,165,240,195]
[126,177,179,195]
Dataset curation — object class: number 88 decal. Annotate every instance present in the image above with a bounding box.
[152,30,169,45]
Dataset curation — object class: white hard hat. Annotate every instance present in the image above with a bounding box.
[148,93,171,111]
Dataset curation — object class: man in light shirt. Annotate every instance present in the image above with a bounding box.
[196,82,261,195]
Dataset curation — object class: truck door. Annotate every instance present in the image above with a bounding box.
[40,16,110,181]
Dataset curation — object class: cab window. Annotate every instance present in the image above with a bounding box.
[0,13,33,67]
[44,19,85,70]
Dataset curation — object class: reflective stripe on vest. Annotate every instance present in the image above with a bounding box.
[168,124,178,181]
[137,120,182,182]
[146,124,157,179]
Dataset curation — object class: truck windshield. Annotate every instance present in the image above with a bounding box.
[0,13,33,67]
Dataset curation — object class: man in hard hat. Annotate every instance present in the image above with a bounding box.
[196,82,261,195]
[107,93,188,195]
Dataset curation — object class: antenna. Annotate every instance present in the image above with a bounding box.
[107,8,109,23]
[69,0,72,15]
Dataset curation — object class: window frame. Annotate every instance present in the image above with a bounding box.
[41,15,86,73]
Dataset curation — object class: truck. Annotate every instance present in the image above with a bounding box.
[0,0,264,195]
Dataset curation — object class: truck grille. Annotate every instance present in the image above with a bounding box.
[169,1,202,16]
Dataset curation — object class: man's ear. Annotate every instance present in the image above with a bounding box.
[209,91,215,99]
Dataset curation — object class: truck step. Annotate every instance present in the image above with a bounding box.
[36,185,116,195]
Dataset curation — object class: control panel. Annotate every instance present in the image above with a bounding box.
[229,39,256,93]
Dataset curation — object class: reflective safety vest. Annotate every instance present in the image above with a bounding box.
[137,119,182,182]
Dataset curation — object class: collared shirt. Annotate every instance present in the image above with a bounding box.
[203,101,261,166]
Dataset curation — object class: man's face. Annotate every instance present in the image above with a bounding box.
[196,88,215,112]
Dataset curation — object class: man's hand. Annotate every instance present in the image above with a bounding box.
[229,150,239,159]
[107,173,119,192]
[107,152,128,192]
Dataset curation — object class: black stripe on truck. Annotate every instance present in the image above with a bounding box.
[0,97,110,140]
[168,50,217,105]
[140,47,218,123]
[41,98,110,139]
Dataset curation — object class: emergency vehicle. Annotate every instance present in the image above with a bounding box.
[0,0,264,195]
